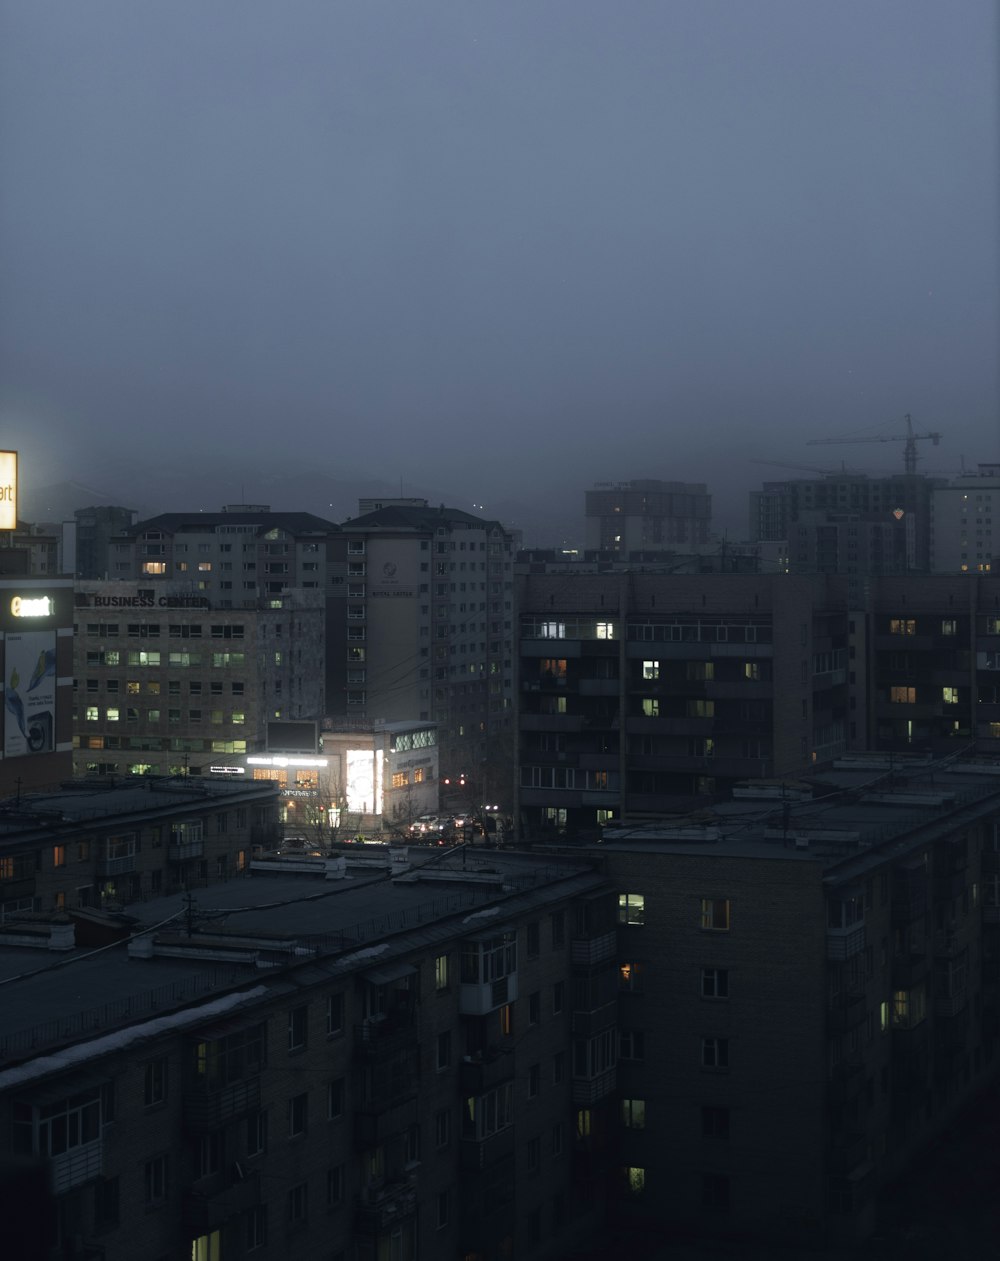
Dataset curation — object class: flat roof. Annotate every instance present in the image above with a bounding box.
[0,777,279,842]
[0,848,604,1072]
[594,755,1000,882]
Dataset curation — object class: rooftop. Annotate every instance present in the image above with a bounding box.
[0,776,281,843]
[0,847,602,1073]
[124,510,340,537]
[595,752,1000,884]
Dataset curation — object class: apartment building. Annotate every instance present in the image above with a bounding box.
[585,480,712,553]
[74,581,325,779]
[74,506,138,580]
[787,510,915,578]
[930,464,1000,574]
[108,507,339,606]
[0,848,615,1261]
[749,472,939,573]
[863,574,1000,758]
[0,776,281,919]
[597,755,1000,1242]
[516,571,849,839]
[330,501,515,779]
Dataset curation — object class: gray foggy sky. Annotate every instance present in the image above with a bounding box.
[1,0,997,542]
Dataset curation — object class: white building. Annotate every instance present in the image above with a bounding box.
[930,464,1000,573]
[330,501,515,778]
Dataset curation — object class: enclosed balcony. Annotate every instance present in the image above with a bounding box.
[183,1169,260,1234]
[183,1075,260,1131]
[355,1176,417,1234]
[459,931,518,1016]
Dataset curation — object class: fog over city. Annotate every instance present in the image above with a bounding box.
[1,0,997,542]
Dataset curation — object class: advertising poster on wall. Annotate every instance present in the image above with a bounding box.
[4,630,56,758]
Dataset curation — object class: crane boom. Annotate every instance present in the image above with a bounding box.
[806,414,941,474]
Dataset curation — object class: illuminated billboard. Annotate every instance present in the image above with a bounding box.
[0,451,16,530]
[4,630,56,757]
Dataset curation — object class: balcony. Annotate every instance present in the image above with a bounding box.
[827,922,865,962]
[49,1139,103,1195]
[355,1097,418,1151]
[353,1010,417,1060]
[459,1050,514,1096]
[578,679,620,697]
[572,996,617,1036]
[571,932,616,966]
[355,1177,417,1234]
[96,853,137,878]
[183,1076,260,1131]
[572,1067,616,1106]
[183,1169,260,1234]
[459,972,518,1017]
[459,1125,516,1171]
[519,713,585,733]
[890,1020,929,1061]
[934,991,969,1021]
[168,839,205,862]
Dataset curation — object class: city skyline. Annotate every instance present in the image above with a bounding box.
[2,1,997,542]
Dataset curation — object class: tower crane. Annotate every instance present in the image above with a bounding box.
[806,414,941,475]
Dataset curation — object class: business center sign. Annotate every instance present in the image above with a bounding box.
[0,450,17,530]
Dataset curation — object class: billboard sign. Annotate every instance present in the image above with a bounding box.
[4,630,56,757]
[0,451,16,530]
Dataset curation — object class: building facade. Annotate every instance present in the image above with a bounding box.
[0,849,614,1261]
[0,776,281,918]
[596,755,1000,1242]
[930,465,1000,574]
[861,573,1000,758]
[74,506,138,580]
[749,472,940,574]
[74,581,325,780]
[585,480,712,553]
[330,501,515,780]
[516,571,849,840]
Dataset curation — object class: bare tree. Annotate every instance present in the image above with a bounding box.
[296,765,346,851]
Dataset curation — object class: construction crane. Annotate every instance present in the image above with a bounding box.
[806,414,941,475]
